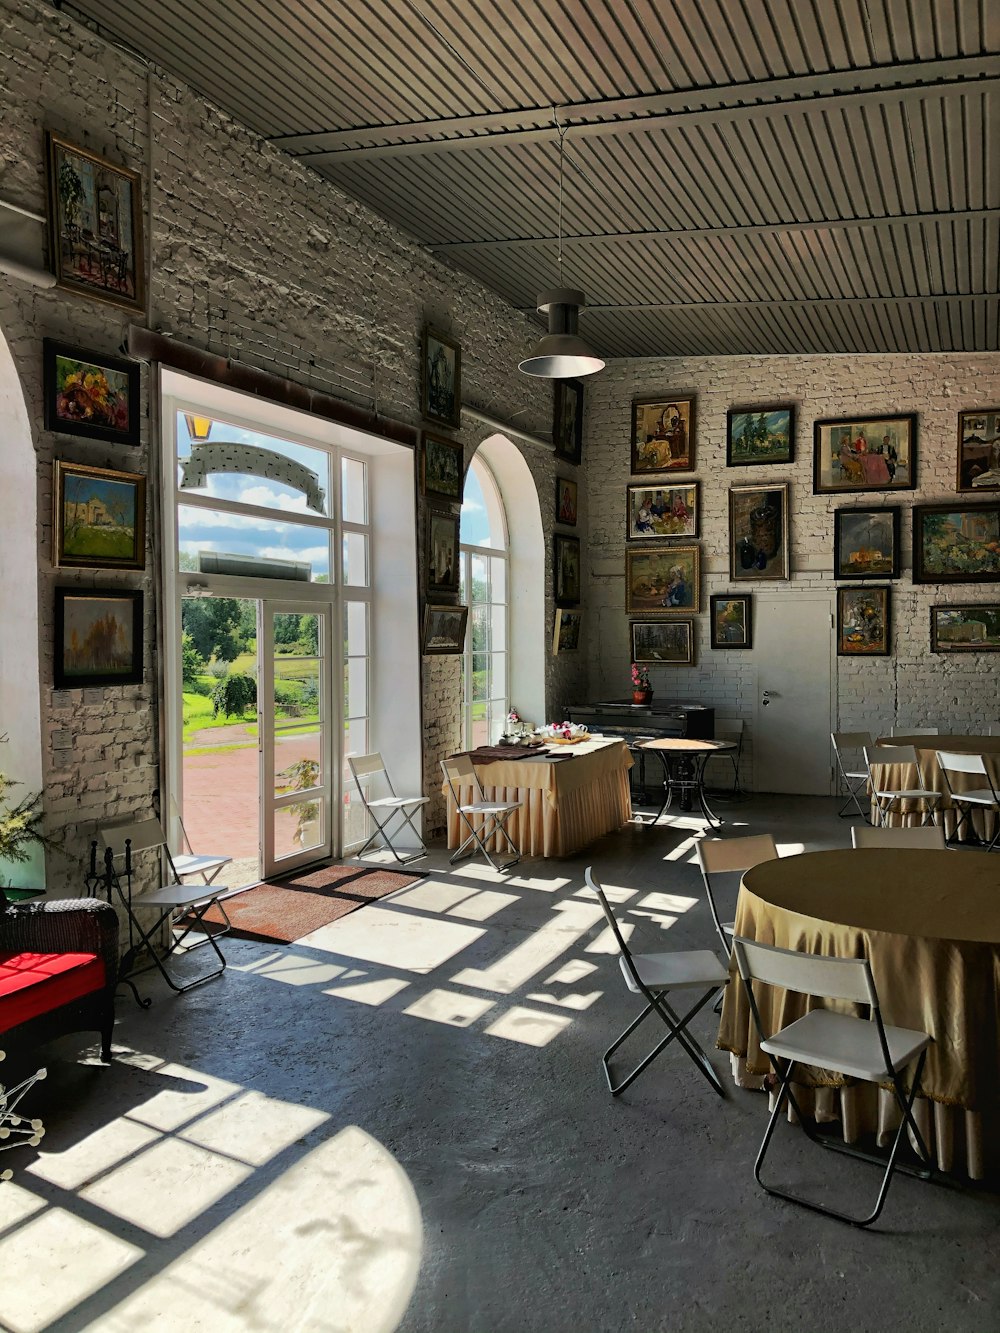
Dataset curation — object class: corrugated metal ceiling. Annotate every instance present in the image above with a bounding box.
[66,0,1000,355]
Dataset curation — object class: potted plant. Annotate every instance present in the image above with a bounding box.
[631,662,652,706]
[0,735,45,886]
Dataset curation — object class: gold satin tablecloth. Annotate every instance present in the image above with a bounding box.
[872,734,1000,839]
[718,848,1000,1178]
[444,738,633,858]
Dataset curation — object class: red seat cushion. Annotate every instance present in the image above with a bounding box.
[0,952,106,1033]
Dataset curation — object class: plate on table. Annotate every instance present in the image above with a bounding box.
[546,735,588,745]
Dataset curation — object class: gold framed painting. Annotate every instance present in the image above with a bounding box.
[54,460,146,570]
[631,395,695,474]
[625,546,701,614]
[729,483,790,581]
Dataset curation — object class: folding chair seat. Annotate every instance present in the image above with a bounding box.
[348,753,429,864]
[935,750,1000,851]
[732,936,934,1228]
[441,755,521,872]
[587,868,729,1098]
[831,731,872,820]
[864,745,942,828]
[851,825,946,850]
[695,833,778,955]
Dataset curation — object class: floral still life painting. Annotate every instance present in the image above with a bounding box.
[43,339,140,445]
[837,586,890,656]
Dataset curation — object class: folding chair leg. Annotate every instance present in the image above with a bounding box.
[837,778,869,820]
[602,987,726,1099]
[357,807,428,864]
[120,902,227,1002]
[450,811,519,872]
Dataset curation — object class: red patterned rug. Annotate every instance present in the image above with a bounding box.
[190,865,425,945]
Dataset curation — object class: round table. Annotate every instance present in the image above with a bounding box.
[717,848,1000,1178]
[874,734,1000,840]
[637,737,737,824]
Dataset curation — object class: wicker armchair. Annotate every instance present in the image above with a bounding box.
[0,896,118,1063]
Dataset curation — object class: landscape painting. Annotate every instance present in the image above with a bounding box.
[930,605,1000,652]
[55,588,143,688]
[726,406,795,466]
[837,586,890,656]
[912,504,1000,583]
[834,507,900,580]
[625,546,701,614]
[421,432,464,500]
[422,604,469,655]
[54,461,145,570]
[43,339,140,445]
[626,483,699,540]
[630,619,694,665]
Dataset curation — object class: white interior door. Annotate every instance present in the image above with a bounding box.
[753,593,835,795]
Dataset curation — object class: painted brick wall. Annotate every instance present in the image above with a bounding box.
[0,0,588,887]
[585,353,1000,786]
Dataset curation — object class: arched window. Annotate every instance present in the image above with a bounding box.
[459,455,508,745]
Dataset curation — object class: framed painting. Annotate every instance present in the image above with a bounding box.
[54,587,143,688]
[421,432,464,500]
[625,545,701,614]
[813,414,916,494]
[421,603,469,655]
[43,339,140,446]
[630,619,695,666]
[930,604,1000,652]
[710,594,753,650]
[626,482,699,541]
[833,506,901,580]
[54,460,146,570]
[553,379,584,465]
[631,395,695,474]
[556,475,578,526]
[553,534,581,606]
[45,131,144,313]
[426,507,460,593]
[552,608,582,654]
[837,586,891,656]
[912,503,1000,583]
[956,408,1000,492]
[728,483,790,581]
[726,405,795,466]
[421,327,461,428]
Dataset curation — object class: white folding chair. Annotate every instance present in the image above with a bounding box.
[852,825,946,850]
[98,818,231,1003]
[891,725,939,735]
[733,936,934,1228]
[864,745,942,828]
[831,731,872,820]
[348,753,429,864]
[586,868,729,1098]
[441,755,521,872]
[935,751,1000,851]
[695,834,778,955]
[704,719,745,795]
[168,795,232,885]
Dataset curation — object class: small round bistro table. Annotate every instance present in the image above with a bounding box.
[637,737,737,824]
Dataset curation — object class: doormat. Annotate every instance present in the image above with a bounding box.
[188,865,425,945]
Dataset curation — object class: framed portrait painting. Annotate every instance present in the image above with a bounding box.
[45,132,145,313]
[43,339,140,446]
[555,476,578,526]
[553,379,584,465]
[813,414,916,494]
[837,586,891,656]
[630,619,695,666]
[421,432,464,500]
[726,405,795,466]
[421,327,461,428]
[912,503,1000,583]
[552,608,582,654]
[626,483,699,541]
[625,546,701,614]
[426,508,460,593]
[930,604,1000,652]
[631,395,695,474]
[956,409,1000,492]
[728,483,789,581]
[553,534,581,606]
[710,594,753,650]
[422,603,469,655]
[54,460,146,570]
[54,587,143,688]
[833,506,900,580]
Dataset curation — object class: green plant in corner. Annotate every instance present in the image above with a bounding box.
[0,735,44,867]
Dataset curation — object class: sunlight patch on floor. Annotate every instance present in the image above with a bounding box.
[451,899,603,994]
[324,974,411,1006]
[484,1005,573,1046]
[296,905,485,973]
[390,878,519,920]
[403,988,496,1027]
[229,952,348,986]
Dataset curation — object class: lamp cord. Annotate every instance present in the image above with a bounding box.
[553,107,566,279]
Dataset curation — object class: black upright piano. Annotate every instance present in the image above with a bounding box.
[565,700,715,802]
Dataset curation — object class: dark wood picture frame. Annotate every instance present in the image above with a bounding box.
[552,607,582,653]
[956,409,1000,492]
[43,339,141,446]
[930,604,1000,652]
[54,587,143,688]
[710,594,753,650]
[421,603,469,655]
[836,585,891,656]
[421,431,464,500]
[630,619,695,666]
[553,379,584,465]
[426,506,460,594]
[54,460,146,570]
[631,394,696,474]
[555,475,578,526]
[626,482,699,541]
[813,413,917,494]
[726,405,795,466]
[45,131,145,313]
[833,506,901,581]
[728,483,790,581]
[553,533,581,606]
[421,326,461,429]
[912,502,1000,584]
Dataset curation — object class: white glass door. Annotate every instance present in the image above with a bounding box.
[260,601,335,876]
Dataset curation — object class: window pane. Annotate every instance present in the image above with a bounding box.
[341,457,367,524]
[177,413,330,517]
[274,729,323,797]
[490,556,507,603]
[490,603,505,649]
[470,554,487,600]
[274,656,322,722]
[343,531,368,586]
[178,505,331,582]
[490,652,507,698]
[344,600,368,657]
[471,654,489,700]
[471,604,490,655]
[345,656,368,721]
[345,717,367,758]
[274,800,323,860]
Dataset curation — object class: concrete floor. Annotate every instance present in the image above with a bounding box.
[3,796,1000,1332]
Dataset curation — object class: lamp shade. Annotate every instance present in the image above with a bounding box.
[518,288,604,379]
